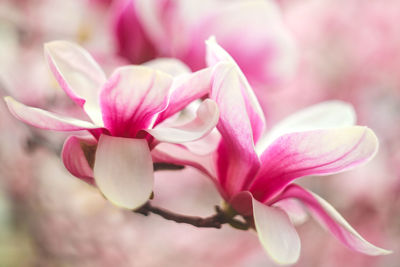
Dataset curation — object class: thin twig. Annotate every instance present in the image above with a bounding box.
[153,162,184,171]
[135,202,250,230]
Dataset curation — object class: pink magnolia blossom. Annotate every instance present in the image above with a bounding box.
[153,39,391,264]
[4,41,219,210]
[112,0,296,89]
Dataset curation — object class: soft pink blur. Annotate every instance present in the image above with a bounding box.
[1,0,399,266]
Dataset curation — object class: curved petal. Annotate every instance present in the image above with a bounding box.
[100,66,173,137]
[256,101,356,153]
[276,185,391,256]
[206,38,266,143]
[154,67,213,125]
[5,97,101,131]
[151,143,222,196]
[147,99,219,143]
[253,198,301,265]
[94,135,154,209]
[273,198,308,226]
[181,128,221,156]
[151,143,216,179]
[62,135,97,184]
[143,58,191,76]
[210,63,260,197]
[44,41,106,125]
[250,126,379,201]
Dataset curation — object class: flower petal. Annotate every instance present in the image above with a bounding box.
[181,128,221,156]
[250,126,379,201]
[5,97,101,131]
[93,135,153,209]
[210,62,260,197]
[100,66,173,137]
[151,143,216,179]
[253,197,301,265]
[256,101,356,153]
[147,99,219,143]
[276,185,391,255]
[45,41,106,125]
[62,135,97,184]
[206,38,266,143]
[273,198,308,226]
[151,143,222,195]
[143,58,191,76]
[154,67,213,125]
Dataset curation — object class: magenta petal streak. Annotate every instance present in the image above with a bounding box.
[250,127,378,202]
[100,66,173,137]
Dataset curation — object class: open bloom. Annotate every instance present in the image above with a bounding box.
[5,41,219,210]
[153,39,391,264]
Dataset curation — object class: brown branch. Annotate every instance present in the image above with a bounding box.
[135,202,250,230]
[153,162,184,171]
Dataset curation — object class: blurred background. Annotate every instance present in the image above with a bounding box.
[0,0,399,266]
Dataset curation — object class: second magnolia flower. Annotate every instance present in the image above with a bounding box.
[153,38,391,264]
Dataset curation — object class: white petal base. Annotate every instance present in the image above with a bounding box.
[252,198,301,265]
[94,135,154,209]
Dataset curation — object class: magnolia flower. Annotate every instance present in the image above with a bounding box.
[5,41,219,210]
[153,39,391,265]
[112,0,296,88]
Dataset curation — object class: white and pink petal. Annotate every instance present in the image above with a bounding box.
[207,39,266,143]
[5,96,101,131]
[256,101,356,153]
[155,67,213,125]
[210,62,260,196]
[252,197,301,265]
[100,66,173,137]
[45,41,106,125]
[273,198,308,225]
[143,58,191,77]
[250,126,379,201]
[147,99,219,143]
[93,135,154,209]
[275,185,391,256]
[151,142,216,179]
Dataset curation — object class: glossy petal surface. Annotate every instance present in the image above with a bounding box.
[251,126,378,201]
[94,135,154,209]
[45,41,106,125]
[5,97,100,131]
[155,67,213,125]
[100,66,173,137]
[148,99,219,143]
[257,101,356,153]
[207,39,266,143]
[253,197,301,265]
[210,63,260,196]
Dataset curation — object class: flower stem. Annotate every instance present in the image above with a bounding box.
[134,202,250,230]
